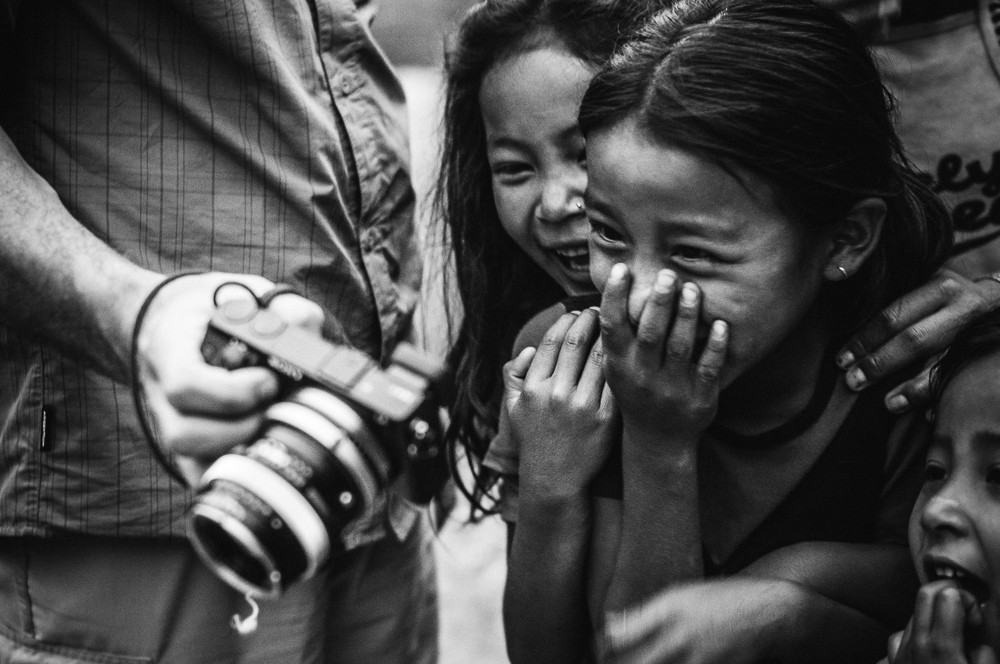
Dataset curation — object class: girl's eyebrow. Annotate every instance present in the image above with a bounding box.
[487,124,581,152]
[485,135,525,151]
[972,431,1000,447]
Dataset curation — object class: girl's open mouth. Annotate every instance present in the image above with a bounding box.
[925,558,992,604]
[552,246,590,275]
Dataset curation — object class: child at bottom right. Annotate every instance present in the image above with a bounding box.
[886,308,1000,663]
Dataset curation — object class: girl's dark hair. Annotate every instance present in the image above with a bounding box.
[436,0,666,515]
[929,308,1000,421]
[578,0,953,335]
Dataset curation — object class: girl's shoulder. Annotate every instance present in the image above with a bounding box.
[511,293,600,357]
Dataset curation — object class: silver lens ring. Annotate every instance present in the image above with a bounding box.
[265,400,381,513]
[198,454,330,584]
[290,387,392,480]
[187,501,282,599]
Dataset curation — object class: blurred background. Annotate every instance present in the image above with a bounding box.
[371,3,512,663]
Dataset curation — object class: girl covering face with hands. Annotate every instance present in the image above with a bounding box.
[497,1,954,661]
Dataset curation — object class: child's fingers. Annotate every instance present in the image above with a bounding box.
[600,263,632,353]
[599,382,617,420]
[885,628,905,663]
[911,581,964,657]
[552,308,601,391]
[912,580,944,636]
[502,346,537,401]
[970,644,1000,664]
[577,324,609,402]
[693,320,728,402]
[525,312,578,382]
[929,587,968,653]
[957,588,984,628]
[665,282,700,368]
[634,269,677,359]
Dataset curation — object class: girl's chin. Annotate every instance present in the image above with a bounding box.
[553,272,595,296]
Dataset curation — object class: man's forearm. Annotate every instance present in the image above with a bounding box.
[0,127,160,382]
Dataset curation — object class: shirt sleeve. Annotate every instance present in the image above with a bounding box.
[876,410,929,545]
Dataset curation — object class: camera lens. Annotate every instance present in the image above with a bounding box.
[187,387,391,597]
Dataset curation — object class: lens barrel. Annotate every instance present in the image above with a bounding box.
[187,388,390,598]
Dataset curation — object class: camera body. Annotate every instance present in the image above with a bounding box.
[190,297,447,598]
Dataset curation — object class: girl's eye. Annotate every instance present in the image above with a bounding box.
[491,161,532,183]
[590,220,623,244]
[986,466,1000,485]
[923,462,947,484]
[673,246,711,262]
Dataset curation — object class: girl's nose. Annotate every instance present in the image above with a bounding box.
[537,169,586,224]
[920,490,972,540]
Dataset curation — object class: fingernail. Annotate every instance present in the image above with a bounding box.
[680,282,698,306]
[655,270,675,293]
[886,394,909,413]
[836,350,855,369]
[610,263,628,282]
[846,367,867,390]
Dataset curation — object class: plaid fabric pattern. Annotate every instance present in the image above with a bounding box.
[0,0,421,537]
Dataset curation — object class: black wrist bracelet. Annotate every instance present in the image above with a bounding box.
[130,270,207,487]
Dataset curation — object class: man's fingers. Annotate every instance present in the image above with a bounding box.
[158,364,281,414]
[143,384,269,460]
[839,270,1000,391]
[262,292,325,334]
[837,278,953,371]
[883,367,933,414]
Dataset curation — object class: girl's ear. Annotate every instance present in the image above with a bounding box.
[823,197,886,282]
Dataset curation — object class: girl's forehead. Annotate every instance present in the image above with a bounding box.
[485,40,587,86]
[587,124,783,220]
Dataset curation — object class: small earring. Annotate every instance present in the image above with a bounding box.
[837,266,849,280]
[575,201,584,210]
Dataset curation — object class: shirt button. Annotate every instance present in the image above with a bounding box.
[340,72,360,95]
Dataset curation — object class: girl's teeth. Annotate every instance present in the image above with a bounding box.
[935,565,966,580]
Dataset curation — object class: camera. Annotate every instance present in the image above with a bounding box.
[189,294,448,598]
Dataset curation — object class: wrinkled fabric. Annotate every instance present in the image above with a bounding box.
[0,0,420,539]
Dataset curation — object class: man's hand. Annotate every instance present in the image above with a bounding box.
[134,272,324,485]
[836,269,1000,413]
[814,0,900,38]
